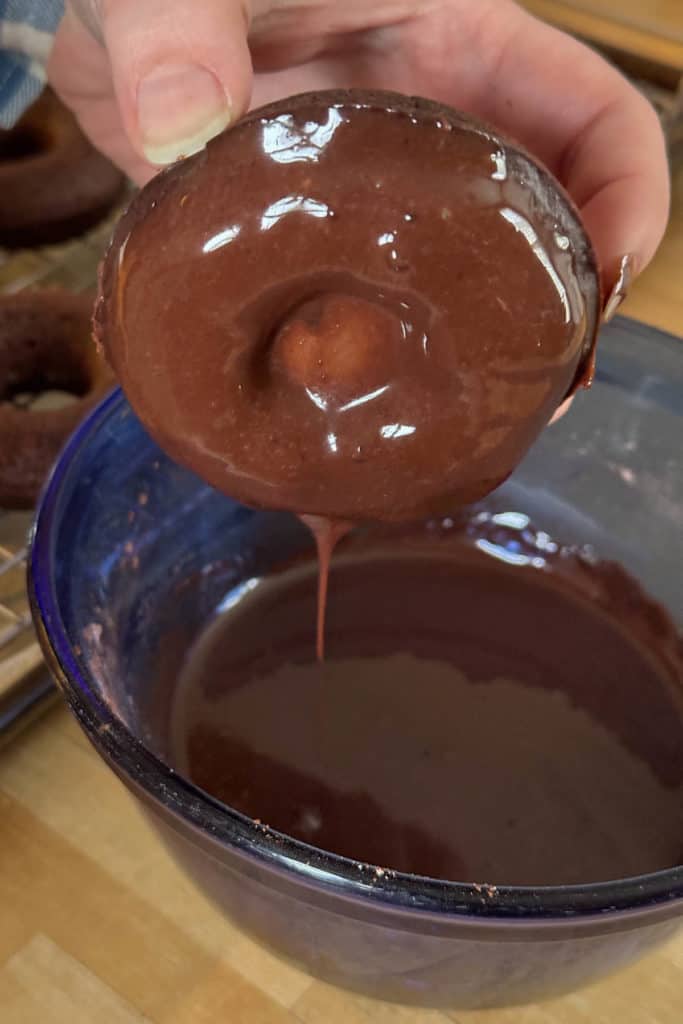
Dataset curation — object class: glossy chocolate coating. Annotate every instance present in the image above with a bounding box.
[97,90,600,520]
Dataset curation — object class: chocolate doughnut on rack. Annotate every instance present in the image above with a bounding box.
[0,182,126,744]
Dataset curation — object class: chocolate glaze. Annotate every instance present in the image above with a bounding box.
[97,90,601,522]
[155,512,683,885]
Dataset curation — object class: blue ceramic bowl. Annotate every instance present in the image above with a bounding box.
[29,317,683,1009]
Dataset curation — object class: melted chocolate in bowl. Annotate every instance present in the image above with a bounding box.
[158,517,683,887]
[97,89,600,523]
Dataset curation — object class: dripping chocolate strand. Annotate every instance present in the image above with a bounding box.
[300,515,352,660]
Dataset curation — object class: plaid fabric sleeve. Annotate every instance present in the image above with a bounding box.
[0,0,65,128]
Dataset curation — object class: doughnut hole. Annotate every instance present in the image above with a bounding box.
[0,314,98,413]
[0,125,47,162]
[2,343,90,410]
[270,293,404,406]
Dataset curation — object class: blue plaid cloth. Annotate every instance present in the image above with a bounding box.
[0,0,64,128]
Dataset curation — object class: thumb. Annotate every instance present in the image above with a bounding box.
[98,0,253,166]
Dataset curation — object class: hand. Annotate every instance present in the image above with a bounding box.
[50,0,670,292]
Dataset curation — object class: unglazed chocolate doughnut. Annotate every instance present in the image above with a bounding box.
[0,88,124,248]
[0,291,115,508]
[97,89,601,521]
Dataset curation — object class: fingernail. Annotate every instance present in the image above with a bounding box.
[603,253,635,323]
[549,396,573,425]
[138,62,231,165]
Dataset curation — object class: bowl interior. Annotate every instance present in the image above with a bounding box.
[30,316,683,914]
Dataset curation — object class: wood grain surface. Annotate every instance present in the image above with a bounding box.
[1,709,682,1023]
[2,10,683,1020]
[521,0,683,74]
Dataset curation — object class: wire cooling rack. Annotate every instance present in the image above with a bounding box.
[0,508,55,744]
[0,519,30,650]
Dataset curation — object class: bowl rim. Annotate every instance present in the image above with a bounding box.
[29,343,683,922]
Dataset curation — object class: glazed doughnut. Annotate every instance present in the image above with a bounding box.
[98,89,601,522]
[0,290,115,508]
[0,88,124,248]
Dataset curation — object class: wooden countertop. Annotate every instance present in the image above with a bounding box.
[1,13,682,1021]
[1,706,683,1024]
[521,0,683,82]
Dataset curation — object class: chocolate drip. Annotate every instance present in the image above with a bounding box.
[299,514,351,660]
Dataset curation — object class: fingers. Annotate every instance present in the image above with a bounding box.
[97,0,253,166]
[469,3,670,291]
[557,89,669,289]
[50,7,157,183]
